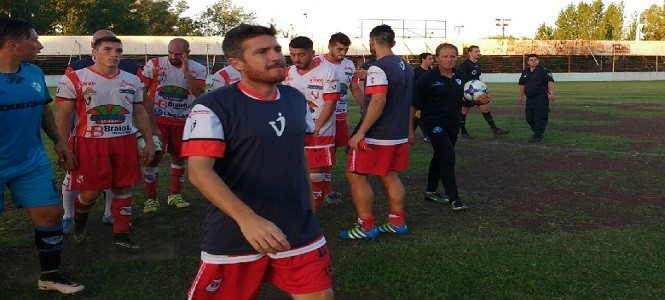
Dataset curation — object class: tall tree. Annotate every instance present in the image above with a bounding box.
[196,0,256,36]
[548,0,625,40]
[535,23,554,40]
[639,3,665,40]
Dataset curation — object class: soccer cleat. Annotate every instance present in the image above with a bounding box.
[71,219,87,245]
[377,222,409,235]
[62,218,73,235]
[324,191,342,205]
[143,198,160,213]
[38,273,84,294]
[493,128,511,136]
[114,233,141,252]
[424,191,449,204]
[451,199,469,211]
[101,215,114,225]
[528,134,542,143]
[167,194,190,208]
[339,224,378,240]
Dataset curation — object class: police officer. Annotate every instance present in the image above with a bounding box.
[458,45,510,139]
[518,54,555,143]
[411,43,489,211]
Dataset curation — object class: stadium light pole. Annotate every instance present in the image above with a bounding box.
[454,25,464,38]
[495,18,510,38]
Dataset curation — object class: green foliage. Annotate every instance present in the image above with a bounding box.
[639,3,665,40]
[548,0,625,40]
[195,0,256,36]
[0,0,250,36]
[535,23,554,40]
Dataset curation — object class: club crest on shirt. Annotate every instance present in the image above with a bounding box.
[205,278,222,292]
[456,79,462,86]
[269,112,286,137]
[31,81,42,92]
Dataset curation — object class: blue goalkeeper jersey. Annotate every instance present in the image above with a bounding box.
[0,63,51,177]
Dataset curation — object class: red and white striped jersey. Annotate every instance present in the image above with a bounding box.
[318,54,355,119]
[142,56,207,125]
[209,65,242,91]
[56,67,143,138]
[283,60,340,138]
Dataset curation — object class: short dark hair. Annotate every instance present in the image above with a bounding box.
[467,45,479,53]
[329,32,351,47]
[435,43,458,57]
[289,36,313,50]
[369,24,395,46]
[0,17,34,50]
[527,53,539,59]
[418,52,432,63]
[222,23,277,59]
[93,36,122,49]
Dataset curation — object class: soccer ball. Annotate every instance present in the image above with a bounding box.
[463,80,488,101]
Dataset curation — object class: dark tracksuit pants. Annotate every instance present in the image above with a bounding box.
[525,93,550,136]
[423,122,460,201]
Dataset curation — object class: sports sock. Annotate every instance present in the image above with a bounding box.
[111,194,133,234]
[358,215,375,231]
[143,166,159,199]
[35,224,63,274]
[460,113,468,132]
[61,184,77,219]
[388,210,406,227]
[170,164,185,196]
[310,173,326,211]
[103,189,113,218]
[482,112,498,130]
[73,195,95,222]
[323,173,333,198]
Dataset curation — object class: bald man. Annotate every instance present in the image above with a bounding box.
[61,29,161,233]
[141,38,207,213]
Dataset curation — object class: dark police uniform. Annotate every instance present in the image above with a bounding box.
[413,68,471,202]
[518,65,554,137]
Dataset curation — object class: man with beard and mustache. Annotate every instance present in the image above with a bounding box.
[283,36,340,212]
[183,24,333,300]
[141,38,207,214]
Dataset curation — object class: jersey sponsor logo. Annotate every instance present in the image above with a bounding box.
[87,104,129,124]
[120,206,132,216]
[83,87,96,105]
[432,81,444,87]
[455,79,462,86]
[31,81,42,93]
[310,77,324,84]
[118,89,136,95]
[306,84,323,90]
[0,99,47,111]
[399,60,406,70]
[205,278,222,292]
[340,83,348,95]
[157,85,190,101]
[269,112,286,137]
[7,74,25,85]
[118,80,136,88]
[80,81,96,87]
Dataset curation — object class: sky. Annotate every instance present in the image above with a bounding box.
[183,0,659,40]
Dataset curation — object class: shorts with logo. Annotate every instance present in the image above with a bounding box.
[157,122,185,158]
[334,118,350,148]
[186,244,332,299]
[68,135,141,190]
[305,135,335,169]
[347,142,409,176]
[0,158,60,213]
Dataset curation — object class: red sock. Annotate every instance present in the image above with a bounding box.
[111,195,133,233]
[358,215,375,231]
[74,195,95,222]
[144,167,158,199]
[388,210,406,227]
[311,181,325,212]
[170,164,185,195]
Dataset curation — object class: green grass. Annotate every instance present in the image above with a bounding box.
[1,81,664,299]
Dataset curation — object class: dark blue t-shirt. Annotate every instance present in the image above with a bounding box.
[518,65,554,97]
[413,68,470,127]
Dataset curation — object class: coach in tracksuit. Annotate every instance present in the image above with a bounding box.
[518,54,555,143]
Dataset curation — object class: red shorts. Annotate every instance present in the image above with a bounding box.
[347,142,410,176]
[69,135,141,190]
[157,122,185,158]
[305,135,335,168]
[187,245,332,299]
[334,118,350,147]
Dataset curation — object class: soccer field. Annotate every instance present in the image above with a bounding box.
[1,81,665,299]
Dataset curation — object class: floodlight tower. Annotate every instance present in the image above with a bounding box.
[495,18,511,38]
